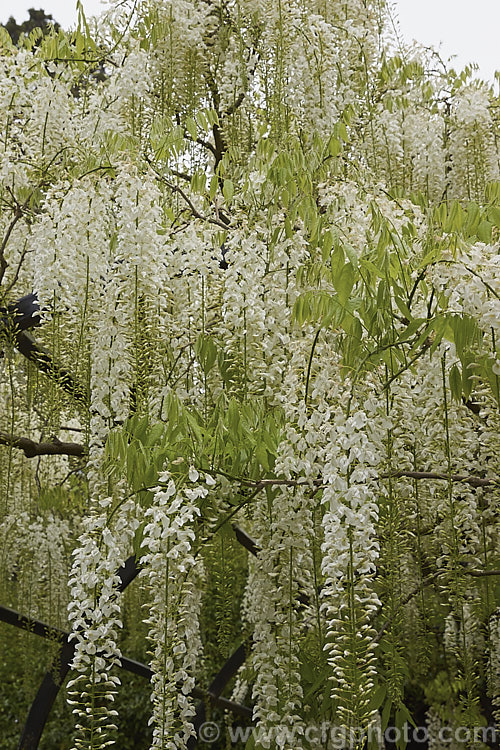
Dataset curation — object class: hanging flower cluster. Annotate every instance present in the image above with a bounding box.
[321,407,382,730]
[0,511,73,623]
[246,482,311,749]
[489,610,500,724]
[140,471,206,750]
[67,498,140,750]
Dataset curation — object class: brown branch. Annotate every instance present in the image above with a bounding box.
[212,122,227,168]
[196,135,217,158]
[209,468,498,491]
[386,470,497,489]
[209,470,325,491]
[0,431,85,458]
[0,597,252,721]
[232,523,259,557]
[0,206,23,285]
[170,168,192,182]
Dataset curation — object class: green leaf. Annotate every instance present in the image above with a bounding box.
[223,179,234,204]
[337,121,349,142]
[327,135,341,156]
[330,244,345,279]
[133,522,146,558]
[209,175,218,201]
[477,220,492,243]
[360,258,384,278]
[485,181,500,204]
[147,423,165,446]
[335,263,355,306]
[464,201,480,236]
[126,446,137,488]
[449,363,462,402]
[381,698,392,731]
[185,116,197,140]
[399,317,426,342]
[396,703,416,728]
[292,295,304,325]
[377,279,388,309]
[342,242,359,269]
[255,443,269,471]
[429,315,449,356]
[488,205,500,228]
[303,664,332,701]
[164,392,180,424]
[196,335,217,375]
[460,353,476,400]
[368,684,387,713]
[206,108,219,126]
[133,416,149,444]
[394,295,411,320]
[448,314,480,358]
[195,110,208,131]
[227,398,240,436]
[191,171,206,194]
[444,200,465,233]
[321,230,334,260]
[418,246,441,269]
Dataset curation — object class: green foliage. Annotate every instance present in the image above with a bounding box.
[0,1,499,747]
[105,398,283,512]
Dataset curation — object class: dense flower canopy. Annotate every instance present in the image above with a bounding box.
[0,2,499,749]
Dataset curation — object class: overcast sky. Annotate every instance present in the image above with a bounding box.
[1,0,498,83]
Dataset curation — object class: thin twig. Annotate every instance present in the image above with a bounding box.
[4,239,31,295]
[163,177,230,229]
[145,157,231,229]
[374,567,500,642]
[374,571,441,642]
